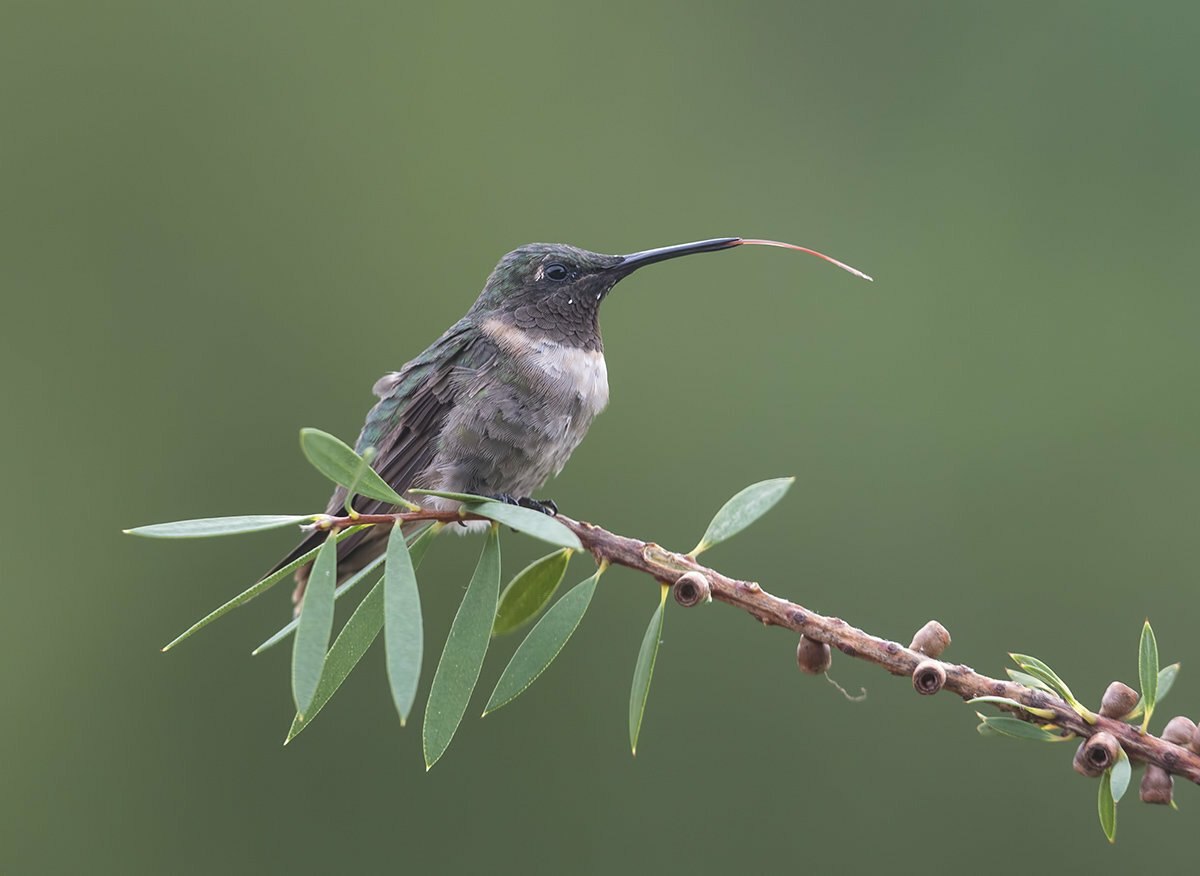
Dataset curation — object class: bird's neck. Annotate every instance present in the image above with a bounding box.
[482,315,603,355]
[480,307,603,353]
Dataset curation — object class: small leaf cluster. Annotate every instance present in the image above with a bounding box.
[972,620,1187,843]
[126,429,794,768]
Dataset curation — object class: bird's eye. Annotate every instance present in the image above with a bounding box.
[545,263,569,281]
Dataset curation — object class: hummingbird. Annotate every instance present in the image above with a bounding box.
[278,237,870,609]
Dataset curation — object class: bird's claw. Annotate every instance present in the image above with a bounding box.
[491,493,557,516]
[517,496,558,516]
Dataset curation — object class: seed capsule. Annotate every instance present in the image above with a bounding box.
[672,571,711,608]
[796,636,831,674]
[1072,741,1102,777]
[912,659,946,695]
[1140,764,1173,805]
[1098,681,1139,719]
[1073,731,1120,777]
[1162,715,1197,746]
[908,620,951,658]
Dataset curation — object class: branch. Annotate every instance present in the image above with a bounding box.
[317,507,1200,787]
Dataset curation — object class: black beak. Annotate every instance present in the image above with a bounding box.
[612,237,741,275]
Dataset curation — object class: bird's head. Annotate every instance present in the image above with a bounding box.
[470,238,870,351]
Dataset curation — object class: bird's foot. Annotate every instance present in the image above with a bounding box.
[517,496,558,516]
[487,492,556,511]
[490,493,558,516]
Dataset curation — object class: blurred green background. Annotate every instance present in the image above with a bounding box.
[3,1,1198,872]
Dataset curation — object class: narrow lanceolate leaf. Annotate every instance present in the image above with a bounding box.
[423,526,502,769]
[252,553,385,655]
[286,524,439,742]
[342,446,379,514]
[1006,669,1056,695]
[485,568,602,715]
[1156,662,1180,703]
[125,515,312,538]
[299,427,418,510]
[1098,769,1117,843]
[690,477,794,556]
[292,534,338,717]
[975,715,1074,742]
[406,491,583,550]
[966,696,1056,720]
[1110,748,1131,803]
[466,501,581,550]
[289,579,382,743]
[975,715,1001,737]
[1138,619,1158,734]
[161,525,366,651]
[384,523,422,726]
[1009,653,1096,723]
[1122,663,1181,721]
[408,488,494,504]
[1009,654,1074,700]
[629,584,669,756]
[493,549,573,635]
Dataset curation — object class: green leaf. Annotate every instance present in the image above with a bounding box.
[1138,619,1159,734]
[251,553,385,655]
[466,502,581,550]
[1009,653,1096,723]
[629,584,669,756]
[1157,662,1180,703]
[1122,663,1181,721]
[408,488,494,504]
[292,534,337,717]
[690,477,794,556]
[1110,748,1131,803]
[161,525,366,651]
[1006,669,1056,695]
[975,715,1073,742]
[484,569,601,715]
[966,696,1056,720]
[1009,653,1075,700]
[384,523,422,726]
[975,716,1001,737]
[423,525,502,769]
[406,492,583,550]
[286,524,439,742]
[342,446,378,514]
[299,427,418,510]
[289,579,382,742]
[493,549,573,635]
[125,514,312,538]
[1098,769,1117,843]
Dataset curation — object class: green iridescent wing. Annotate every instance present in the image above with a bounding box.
[269,319,488,578]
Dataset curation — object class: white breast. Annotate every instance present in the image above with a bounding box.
[526,339,609,414]
[483,317,610,415]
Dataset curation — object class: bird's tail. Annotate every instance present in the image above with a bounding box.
[284,520,429,615]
